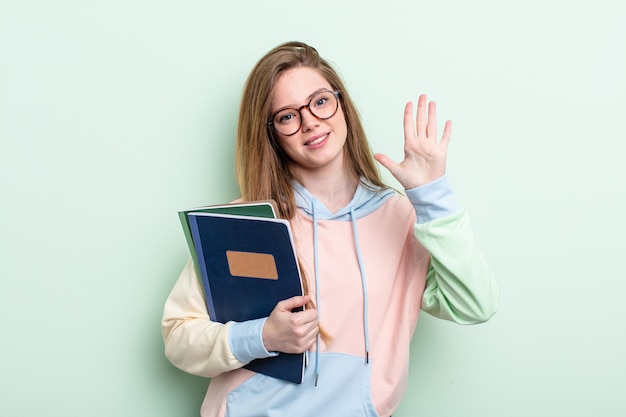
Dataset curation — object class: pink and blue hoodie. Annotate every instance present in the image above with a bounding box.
[162,175,498,416]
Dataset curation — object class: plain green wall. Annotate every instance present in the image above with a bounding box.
[2,0,625,415]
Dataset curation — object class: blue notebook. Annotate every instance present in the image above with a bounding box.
[188,212,305,384]
[179,200,278,294]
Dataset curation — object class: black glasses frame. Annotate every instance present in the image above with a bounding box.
[267,90,341,136]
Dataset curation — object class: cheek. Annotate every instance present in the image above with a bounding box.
[275,135,290,151]
[275,135,299,159]
[335,114,349,143]
[336,106,348,132]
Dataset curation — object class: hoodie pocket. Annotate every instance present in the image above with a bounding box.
[226,353,378,417]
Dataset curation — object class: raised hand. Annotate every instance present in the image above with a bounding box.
[262,295,319,354]
[374,94,451,190]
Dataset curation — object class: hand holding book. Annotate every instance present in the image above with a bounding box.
[262,295,319,354]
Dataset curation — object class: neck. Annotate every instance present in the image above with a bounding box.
[294,169,358,214]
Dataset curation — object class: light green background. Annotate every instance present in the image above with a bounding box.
[2,0,624,416]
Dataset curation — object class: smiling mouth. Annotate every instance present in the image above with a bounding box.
[305,133,328,146]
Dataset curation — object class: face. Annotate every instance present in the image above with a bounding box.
[269,67,348,176]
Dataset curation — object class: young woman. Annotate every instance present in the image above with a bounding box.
[162,41,498,417]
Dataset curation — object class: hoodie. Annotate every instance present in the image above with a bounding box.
[161,175,498,417]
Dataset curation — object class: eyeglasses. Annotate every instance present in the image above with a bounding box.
[267,89,340,136]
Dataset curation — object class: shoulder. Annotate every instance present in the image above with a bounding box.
[379,192,415,216]
[362,192,416,230]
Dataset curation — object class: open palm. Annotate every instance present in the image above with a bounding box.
[374,94,451,190]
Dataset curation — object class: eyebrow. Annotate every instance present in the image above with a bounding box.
[271,88,331,114]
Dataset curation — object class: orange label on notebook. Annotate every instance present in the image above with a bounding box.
[226,251,279,280]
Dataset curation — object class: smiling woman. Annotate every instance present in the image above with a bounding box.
[161,41,498,417]
[269,68,350,186]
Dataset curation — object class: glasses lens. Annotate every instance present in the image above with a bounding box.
[310,91,338,120]
[273,109,301,136]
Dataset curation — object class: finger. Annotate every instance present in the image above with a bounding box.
[403,102,415,142]
[299,316,320,334]
[305,325,320,347]
[277,295,310,312]
[427,100,438,140]
[416,94,427,138]
[293,308,319,326]
[290,316,319,351]
[294,326,318,353]
[440,120,452,148]
[373,153,399,174]
[304,337,317,351]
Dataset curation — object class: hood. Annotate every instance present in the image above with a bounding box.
[293,179,395,221]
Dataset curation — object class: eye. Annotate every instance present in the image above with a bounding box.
[312,92,333,108]
[276,110,299,124]
[315,97,328,106]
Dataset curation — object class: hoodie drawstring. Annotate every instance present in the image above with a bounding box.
[310,201,371,387]
[350,207,370,364]
[312,200,321,386]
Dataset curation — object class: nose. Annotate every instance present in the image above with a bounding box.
[300,106,319,132]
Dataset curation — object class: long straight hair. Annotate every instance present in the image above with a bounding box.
[236,41,389,219]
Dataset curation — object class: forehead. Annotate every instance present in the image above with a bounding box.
[270,67,332,109]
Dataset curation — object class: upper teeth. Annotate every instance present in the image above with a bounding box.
[308,135,327,145]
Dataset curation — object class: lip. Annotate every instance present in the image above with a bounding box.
[304,132,329,148]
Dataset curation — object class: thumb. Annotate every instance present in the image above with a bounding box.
[374,153,398,174]
[277,295,311,312]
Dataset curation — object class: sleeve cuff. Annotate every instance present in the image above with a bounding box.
[228,318,278,364]
[405,175,461,224]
